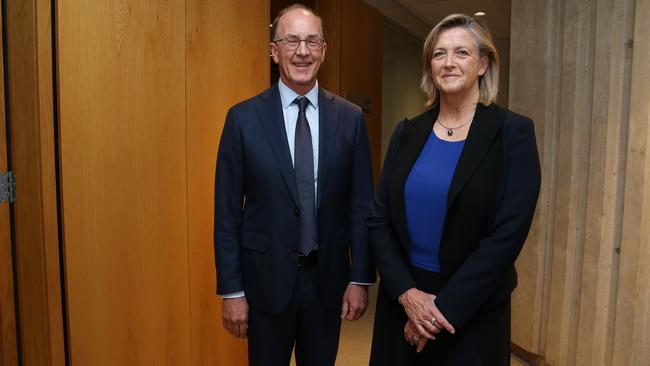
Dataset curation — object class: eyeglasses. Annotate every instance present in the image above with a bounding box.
[273,37,325,51]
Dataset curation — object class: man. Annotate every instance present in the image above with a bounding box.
[214,4,375,365]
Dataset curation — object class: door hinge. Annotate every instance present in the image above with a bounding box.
[0,172,16,203]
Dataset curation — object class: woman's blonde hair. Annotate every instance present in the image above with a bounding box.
[420,14,499,106]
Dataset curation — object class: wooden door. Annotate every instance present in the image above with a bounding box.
[56,0,268,364]
[57,0,192,363]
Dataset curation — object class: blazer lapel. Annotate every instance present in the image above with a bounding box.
[447,103,501,206]
[388,104,502,247]
[390,108,436,247]
[256,84,299,207]
[316,88,339,209]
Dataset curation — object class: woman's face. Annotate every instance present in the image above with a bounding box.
[430,27,488,99]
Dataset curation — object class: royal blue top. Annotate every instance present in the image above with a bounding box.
[404,131,465,272]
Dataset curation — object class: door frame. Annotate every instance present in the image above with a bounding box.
[3,0,66,364]
[1,2,19,363]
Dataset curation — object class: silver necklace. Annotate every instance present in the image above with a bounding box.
[436,116,473,136]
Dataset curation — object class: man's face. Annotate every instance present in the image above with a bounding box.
[270,9,327,95]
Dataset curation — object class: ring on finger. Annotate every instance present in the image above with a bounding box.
[431,316,439,328]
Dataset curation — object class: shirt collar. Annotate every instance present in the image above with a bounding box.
[278,79,319,110]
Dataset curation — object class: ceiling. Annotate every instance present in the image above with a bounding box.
[364,0,511,40]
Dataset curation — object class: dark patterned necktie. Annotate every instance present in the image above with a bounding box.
[293,97,317,255]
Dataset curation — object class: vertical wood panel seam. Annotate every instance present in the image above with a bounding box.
[36,1,66,361]
[568,0,600,363]
[184,1,193,365]
[49,0,71,364]
[612,0,646,362]
[7,0,49,363]
[538,0,563,357]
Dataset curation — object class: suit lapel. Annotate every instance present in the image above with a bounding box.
[316,88,339,209]
[447,103,501,206]
[256,84,299,207]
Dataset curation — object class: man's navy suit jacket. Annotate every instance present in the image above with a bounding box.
[214,84,375,315]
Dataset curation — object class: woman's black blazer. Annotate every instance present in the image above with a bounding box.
[368,102,541,330]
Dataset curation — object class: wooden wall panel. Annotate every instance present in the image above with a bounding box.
[574,0,634,364]
[57,0,191,364]
[510,0,562,355]
[510,0,648,365]
[543,1,596,364]
[186,0,269,364]
[318,0,384,178]
[316,0,341,94]
[4,0,65,364]
[338,0,383,178]
[0,7,18,365]
[613,0,650,364]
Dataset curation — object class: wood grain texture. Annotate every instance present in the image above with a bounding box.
[508,0,556,364]
[318,0,384,177]
[574,1,634,364]
[338,0,383,179]
[543,1,597,364]
[510,0,649,365]
[613,0,650,364]
[36,0,66,363]
[510,0,562,354]
[57,0,191,364]
[4,0,65,364]
[0,7,19,365]
[316,0,341,95]
[186,0,269,364]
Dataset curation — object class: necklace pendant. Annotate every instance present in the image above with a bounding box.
[447,129,453,136]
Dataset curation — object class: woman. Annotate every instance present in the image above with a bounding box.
[368,14,541,365]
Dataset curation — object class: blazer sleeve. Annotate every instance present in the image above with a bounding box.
[214,107,245,295]
[435,115,541,329]
[367,120,417,299]
[348,110,376,283]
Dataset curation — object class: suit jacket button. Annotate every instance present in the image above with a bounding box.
[294,209,300,216]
